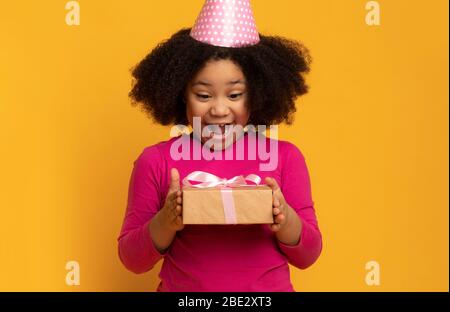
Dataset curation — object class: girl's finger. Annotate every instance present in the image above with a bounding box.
[176,196,182,205]
[171,205,178,218]
[265,177,281,193]
[275,213,285,224]
[265,177,286,204]
[273,208,280,215]
[273,196,280,207]
[271,223,281,232]
[166,191,178,201]
[176,205,182,215]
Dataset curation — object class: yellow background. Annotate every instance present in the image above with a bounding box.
[0,0,448,291]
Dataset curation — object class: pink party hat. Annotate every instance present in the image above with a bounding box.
[190,0,260,48]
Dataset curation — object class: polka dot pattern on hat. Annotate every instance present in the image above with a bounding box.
[190,0,260,48]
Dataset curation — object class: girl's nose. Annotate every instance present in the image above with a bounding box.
[210,100,230,117]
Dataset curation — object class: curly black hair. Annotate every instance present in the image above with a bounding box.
[129,28,312,126]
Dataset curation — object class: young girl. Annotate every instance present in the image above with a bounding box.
[118,0,322,292]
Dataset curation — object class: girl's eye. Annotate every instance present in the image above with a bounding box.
[195,93,243,100]
[196,94,211,100]
[229,93,243,100]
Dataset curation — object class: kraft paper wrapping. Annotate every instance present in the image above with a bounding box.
[182,185,273,225]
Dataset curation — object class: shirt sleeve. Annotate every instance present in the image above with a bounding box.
[277,142,323,270]
[117,145,168,274]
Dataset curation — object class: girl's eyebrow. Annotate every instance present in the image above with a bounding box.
[191,80,246,87]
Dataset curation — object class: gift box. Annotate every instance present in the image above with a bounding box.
[181,171,273,225]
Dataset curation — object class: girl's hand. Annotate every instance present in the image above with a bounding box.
[160,168,184,232]
[265,177,292,232]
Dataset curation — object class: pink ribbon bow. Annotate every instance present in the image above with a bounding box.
[182,171,262,224]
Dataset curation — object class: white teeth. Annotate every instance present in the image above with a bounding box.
[204,123,235,140]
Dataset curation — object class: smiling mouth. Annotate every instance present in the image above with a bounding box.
[204,123,235,139]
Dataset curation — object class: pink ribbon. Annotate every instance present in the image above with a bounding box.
[182,171,262,224]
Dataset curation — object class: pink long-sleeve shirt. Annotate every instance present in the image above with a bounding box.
[117,131,322,292]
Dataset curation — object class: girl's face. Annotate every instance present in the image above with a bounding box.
[185,59,250,150]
